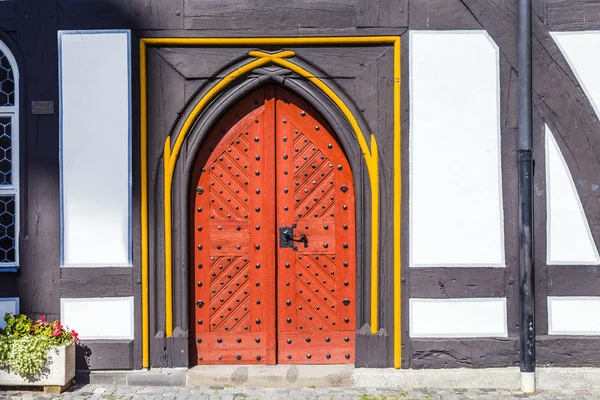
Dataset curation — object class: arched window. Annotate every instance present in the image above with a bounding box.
[0,41,19,270]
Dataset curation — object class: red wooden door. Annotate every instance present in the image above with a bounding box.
[275,89,356,363]
[192,85,355,365]
[192,87,277,365]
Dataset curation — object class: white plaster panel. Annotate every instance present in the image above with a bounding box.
[0,298,18,329]
[409,31,504,267]
[552,32,600,122]
[410,298,507,338]
[60,297,134,339]
[59,31,131,267]
[548,296,600,335]
[545,125,600,264]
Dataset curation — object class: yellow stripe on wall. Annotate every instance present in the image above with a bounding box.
[393,37,402,369]
[139,39,150,369]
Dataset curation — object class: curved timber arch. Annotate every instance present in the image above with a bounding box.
[163,51,380,345]
[183,69,365,174]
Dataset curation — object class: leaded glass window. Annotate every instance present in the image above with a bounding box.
[0,41,19,268]
[0,50,15,106]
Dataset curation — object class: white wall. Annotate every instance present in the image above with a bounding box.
[59,31,131,267]
[410,298,507,338]
[552,32,600,122]
[61,297,134,339]
[545,125,599,264]
[409,31,504,267]
[548,32,600,265]
[548,297,600,335]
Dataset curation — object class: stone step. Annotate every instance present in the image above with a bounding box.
[186,364,354,388]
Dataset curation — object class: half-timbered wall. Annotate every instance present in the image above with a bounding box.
[1,0,600,371]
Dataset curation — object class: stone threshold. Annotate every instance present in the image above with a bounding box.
[77,366,600,391]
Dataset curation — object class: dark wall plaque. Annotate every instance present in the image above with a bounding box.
[31,101,55,115]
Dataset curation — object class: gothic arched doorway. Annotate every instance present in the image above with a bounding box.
[190,85,356,365]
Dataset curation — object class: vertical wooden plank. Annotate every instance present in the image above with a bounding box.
[376,43,395,369]
[192,147,210,337]
[173,147,188,336]
[17,0,61,319]
[275,87,298,347]
[147,50,185,349]
[533,112,549,335]
[177,163,190,337]
[257,86,277,365]
[335,166,356,329]
[146,58,164,344]
[499,56,520,337]
[400,29,411,369]
[353,61,379,139]
[129,35,143,369]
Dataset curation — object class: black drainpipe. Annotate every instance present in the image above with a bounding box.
[518,0,535,393]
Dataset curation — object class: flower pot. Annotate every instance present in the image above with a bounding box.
[0,342,75,392]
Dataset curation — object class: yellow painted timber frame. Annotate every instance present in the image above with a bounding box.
[139,36,402,369]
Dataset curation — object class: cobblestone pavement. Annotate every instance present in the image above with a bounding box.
[2,384,600,400]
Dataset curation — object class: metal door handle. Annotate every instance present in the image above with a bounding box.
[285,232,308,247]
[280,224,309,249]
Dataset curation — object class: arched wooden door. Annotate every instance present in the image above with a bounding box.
[191,85,356,365]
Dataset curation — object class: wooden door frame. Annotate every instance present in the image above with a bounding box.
[140,39,402,368]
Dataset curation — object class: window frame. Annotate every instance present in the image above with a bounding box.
[0,40,20,272]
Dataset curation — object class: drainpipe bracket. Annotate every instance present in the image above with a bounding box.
[517,149,533,162]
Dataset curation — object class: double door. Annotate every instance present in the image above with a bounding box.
[192,85,356,364]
